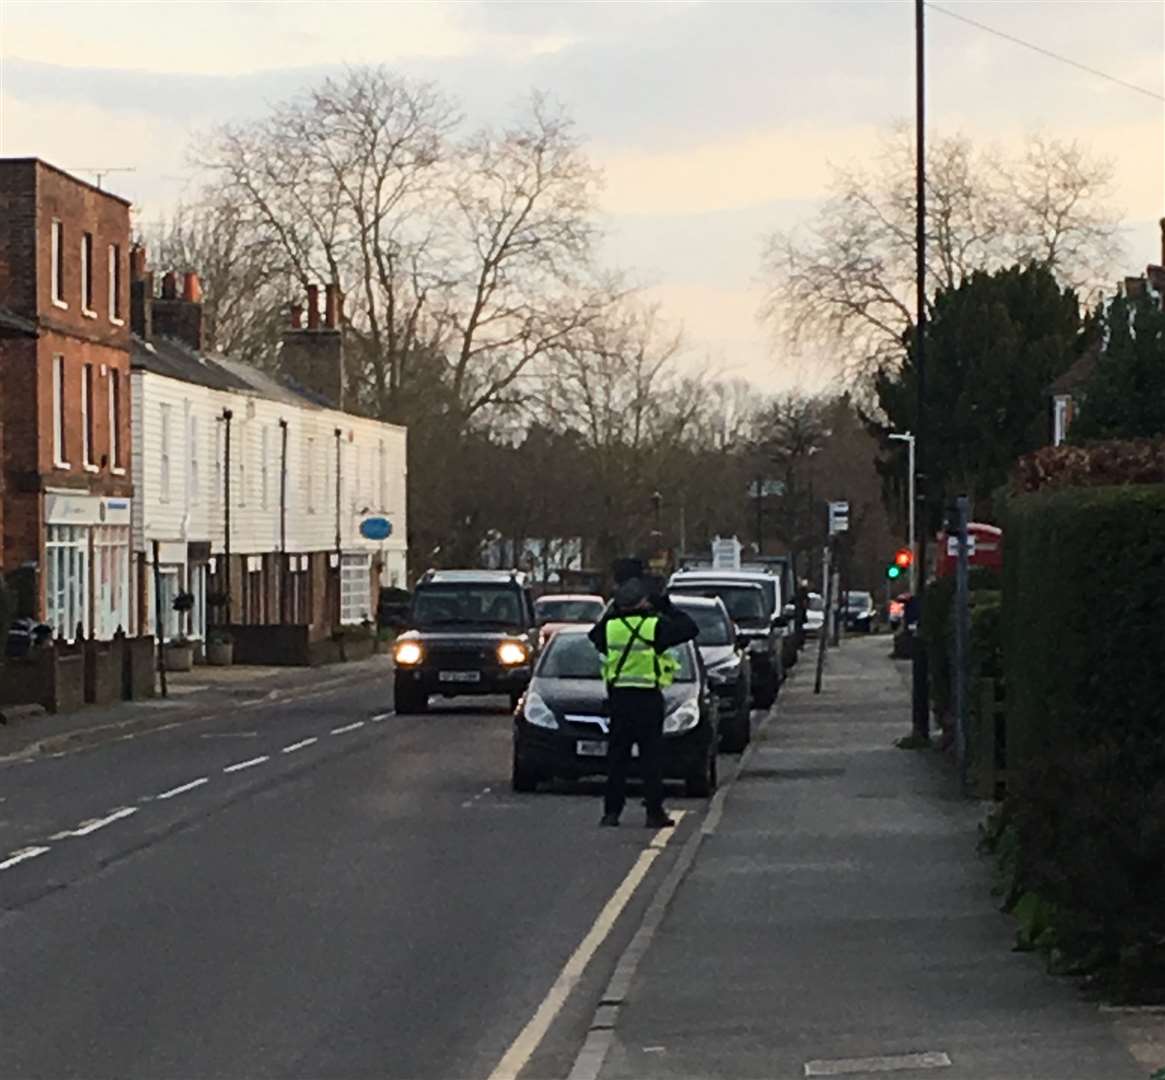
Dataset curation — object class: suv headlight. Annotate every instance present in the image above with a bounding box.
[663,698,701,734]
[498,640,529,666]
[395,641,423,666]
[523,691,558,729]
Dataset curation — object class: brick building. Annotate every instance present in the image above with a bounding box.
[0,159,134,640]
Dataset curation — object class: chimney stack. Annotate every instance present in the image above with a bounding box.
[161,271,178,300]
[306,284,320,330]
[183,271,203,304]
[130,244,148,282]
[281,284,345,409]
[324,283,341,329]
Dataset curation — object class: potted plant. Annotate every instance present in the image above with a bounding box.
[206,628,235,667]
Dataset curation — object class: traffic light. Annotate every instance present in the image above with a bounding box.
[886,547,913,580]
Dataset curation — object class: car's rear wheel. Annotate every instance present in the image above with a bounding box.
[394,685,428,715]
[720,708,751,753]
[686,749,717,798]
[511,749,541,793]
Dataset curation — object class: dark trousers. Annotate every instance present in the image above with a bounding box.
[604,687,665,817]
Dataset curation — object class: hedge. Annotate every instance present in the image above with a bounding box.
[999,483,1165,998]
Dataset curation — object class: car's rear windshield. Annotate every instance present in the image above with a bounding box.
[538,633,695,682]
[412,585,525,627]
[847,591,872,607]
[534,598,605,625]
[670,584,767,624]
[670,601,732,646]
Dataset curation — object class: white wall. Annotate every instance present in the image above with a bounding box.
[132,370,408,584]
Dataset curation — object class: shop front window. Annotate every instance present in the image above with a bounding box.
[340,553,371,625]
[45,525,89,640]
[93,525,130,640]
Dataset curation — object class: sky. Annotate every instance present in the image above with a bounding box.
[2,0,1162,392]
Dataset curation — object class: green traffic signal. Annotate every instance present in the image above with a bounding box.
[887,564,902,580]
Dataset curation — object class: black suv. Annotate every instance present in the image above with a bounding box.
[392,570,539,714]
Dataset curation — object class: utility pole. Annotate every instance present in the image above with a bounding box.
[334,427,343,631]
[953,496,971,788]
[221,408,233,626]
[278,418,288,624]
[911,0,931,743]
[152,538,167,698]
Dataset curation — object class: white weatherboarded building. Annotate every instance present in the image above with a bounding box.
[130,302,406,647]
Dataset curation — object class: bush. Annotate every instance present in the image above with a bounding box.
[920,571,1003,721]
[1000,483,1165,998]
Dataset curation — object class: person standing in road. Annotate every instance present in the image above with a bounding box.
[589,576,699,829]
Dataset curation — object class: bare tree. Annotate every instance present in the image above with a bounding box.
[761,126,1122,383]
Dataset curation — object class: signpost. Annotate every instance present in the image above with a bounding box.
[828,500,850,536]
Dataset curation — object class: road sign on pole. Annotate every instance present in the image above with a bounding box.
[828,501,850,536]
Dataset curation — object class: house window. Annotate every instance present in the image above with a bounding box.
[108,243,123,322]
[108,369,122,471]
[305,436,316,513]
[159,403,172,502]
[81,363,94,469]
[45,525,88,640]
[340,553,371,625]
[1053,395,1072,447]
[238,419,248,505]
[189,563,208,641]
[52,355,68,467]
[260,425,270,509]
[51,220,66,307]
[189,413,201,504]
[81,233,95,314]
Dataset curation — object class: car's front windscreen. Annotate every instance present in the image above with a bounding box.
[534,599,605,625]
[847,591,872,609]
[538,633,696,682]
[672,585,767,625]
[673,604,732,646]
[808,594,825,612]
[412,585,524,627]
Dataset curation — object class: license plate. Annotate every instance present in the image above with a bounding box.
[439,671,481,684]
[576,740,638,758]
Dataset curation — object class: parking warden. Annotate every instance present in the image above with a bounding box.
[589,576,698,828]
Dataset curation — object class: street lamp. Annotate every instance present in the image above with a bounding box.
[888,431,916,593]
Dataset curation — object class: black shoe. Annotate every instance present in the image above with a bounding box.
[645,812,675,829]
[599,813,620,827]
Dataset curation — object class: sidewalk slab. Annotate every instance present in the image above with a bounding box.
[597,637,1145,1080]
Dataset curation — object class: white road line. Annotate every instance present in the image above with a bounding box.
[0,846,50,871]
[62,807,139,837]
[369,711,394,722]
[155,777,209,800]
[330,721,366,735]
[281,737,318,754]
[804,1052,951,1076]
[223,755,269,773]
[487,816,683,1080]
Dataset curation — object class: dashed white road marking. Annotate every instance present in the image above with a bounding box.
[804,1052,952,1076]
[0,846,50,871]
[60,806,139,837]
[369,711,394,722]
[330,721,366,735]
[155,777,209,800]
[223,755,269,773]
[487,814,684,1080]
[281,737,318,754]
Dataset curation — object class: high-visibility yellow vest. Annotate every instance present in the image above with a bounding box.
[602,615,676,689]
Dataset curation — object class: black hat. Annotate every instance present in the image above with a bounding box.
[613,577,648,611]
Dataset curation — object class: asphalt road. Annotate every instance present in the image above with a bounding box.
[0,672,711,1080]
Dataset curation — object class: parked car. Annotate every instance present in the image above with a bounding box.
[667,569,787,708]
[669,594,752,752]
[844,590,876,633]
[532,593,606,649]
[511,627,719,798]
[803,592,826,638]
[377,586,412,632]
[392,570,538,714]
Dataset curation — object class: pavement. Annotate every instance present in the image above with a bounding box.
[583,635,1157,1080]
[0,638,1159,1079]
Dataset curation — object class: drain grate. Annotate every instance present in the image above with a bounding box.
[739,766,845,781]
